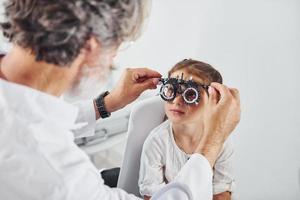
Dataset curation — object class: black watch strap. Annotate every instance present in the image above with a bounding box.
[95,91,111,118]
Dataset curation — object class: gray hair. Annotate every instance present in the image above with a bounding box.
[0,0,149,66]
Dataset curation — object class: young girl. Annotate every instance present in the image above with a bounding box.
[138,59,235,200]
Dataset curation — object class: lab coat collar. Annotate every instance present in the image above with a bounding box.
[0,78,79,130]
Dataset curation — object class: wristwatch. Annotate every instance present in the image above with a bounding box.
[95,91,111,118]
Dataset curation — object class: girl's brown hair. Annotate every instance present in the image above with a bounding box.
[168,59,223,84]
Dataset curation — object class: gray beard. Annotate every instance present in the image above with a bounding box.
[63,54,114,102]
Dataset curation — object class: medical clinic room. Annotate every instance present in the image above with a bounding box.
[0,0,299,200]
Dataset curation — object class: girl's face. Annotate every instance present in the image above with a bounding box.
[164,69,208,125]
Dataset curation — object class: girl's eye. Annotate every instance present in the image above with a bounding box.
[185,89,196,101]
[162,84,175,99]
[183,87,199,104]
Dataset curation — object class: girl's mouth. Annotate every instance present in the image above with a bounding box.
[169,109,185,115]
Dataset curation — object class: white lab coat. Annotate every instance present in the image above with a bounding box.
[0,79,213,200]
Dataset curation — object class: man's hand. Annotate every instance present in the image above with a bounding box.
[196,82,241,167]
[105,68,161,113]
[213,192,231,200]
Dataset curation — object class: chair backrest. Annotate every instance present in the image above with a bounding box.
[117,97,165,196]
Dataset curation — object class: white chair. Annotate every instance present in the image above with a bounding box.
[117,97,165,197]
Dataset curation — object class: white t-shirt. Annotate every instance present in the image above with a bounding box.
[139,120,235,196]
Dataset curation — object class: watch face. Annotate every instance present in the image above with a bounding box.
[102,111,111,118]
[96,91,111,118]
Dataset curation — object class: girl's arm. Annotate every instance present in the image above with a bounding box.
[139,134,166,197]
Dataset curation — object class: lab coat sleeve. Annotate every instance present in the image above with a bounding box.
[152,154,213,200]
[72,100,97,138]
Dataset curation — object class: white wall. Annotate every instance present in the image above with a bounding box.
[115,0,300,199]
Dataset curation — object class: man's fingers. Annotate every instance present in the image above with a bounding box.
[208,86,218,105]
[138,78,158,91]
[138,67,161,77]
[209,83,241,107]
[229,88,241,117]
[132,68,162,82]
[229,88,240,100]
[210,82,231,103]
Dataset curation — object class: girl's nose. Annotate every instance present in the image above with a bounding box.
[172,94,184,106]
